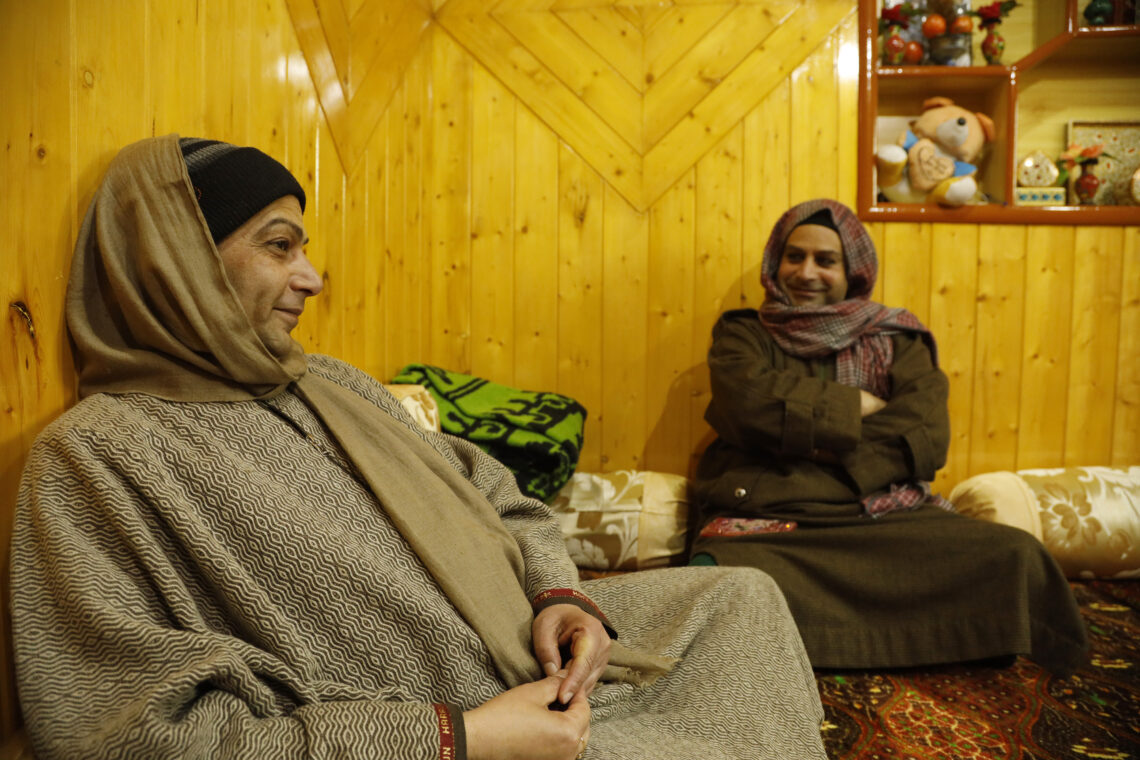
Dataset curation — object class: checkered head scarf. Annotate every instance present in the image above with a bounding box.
[758,199,936,399]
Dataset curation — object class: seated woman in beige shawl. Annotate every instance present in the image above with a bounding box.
[10,135,827,760]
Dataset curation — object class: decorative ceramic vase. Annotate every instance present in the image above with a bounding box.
[883,25,907,64]
[1074,161,1102,204]
[981,24,1005,64]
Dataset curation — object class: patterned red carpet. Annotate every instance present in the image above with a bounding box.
[818,580,1140,760]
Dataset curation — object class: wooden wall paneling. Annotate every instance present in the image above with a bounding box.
[397,42,429,379]
[345,1,431,171]
[644,1,792,149]
[1,0,75,736]
[1017,226,1075,469]
[643,4,732,90]
[835,9,859,209]
[497,10,641,149]
[867,222,886,304]
[74,0,148,217]
[645,169,696,475]
[316,122,347,359]
[1064,227,1124,467]
[203,0,253,142]
[359,127,385,380]
[512,106,560,394]
[741,79,791,309]
[343,138,370,367]
[382,81,406,381]
[428,30,472,372]
[881,224,932,325]
[690,126,744,474]
[1114,229,1140,466]
[148,0,205,139]
[642,0,848,208]
[600,185,649,470]
[470,66,516,384]
[789,28,838,205]
[553,4,643,91]
[556,144,605,472]
[437,3,643,209]
[249,0,292,172]
[927,224,979,494]
[970,225,1028,475]
[289,51,325,358]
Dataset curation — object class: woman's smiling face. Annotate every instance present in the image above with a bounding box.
[776,224,848,306]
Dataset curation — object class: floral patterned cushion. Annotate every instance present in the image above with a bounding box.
[950,466,1140,579]
[383,384,441,432]
[548,471,690,571]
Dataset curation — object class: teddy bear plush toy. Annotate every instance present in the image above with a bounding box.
[876,96,996,207]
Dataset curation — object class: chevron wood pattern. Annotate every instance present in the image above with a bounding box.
[437,0,852,210]
[284,0,431,171]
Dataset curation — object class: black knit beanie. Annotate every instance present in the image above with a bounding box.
[179,138,306,244]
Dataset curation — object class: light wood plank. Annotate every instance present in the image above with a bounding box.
[554,6,643,93]
[645,2,793,148]
[742,79,791,310]
[601,185,649,470]
[401,39,430,376]
[148,0,205,138]
[645,169,696,475]
[428,30,472,371]
[470,66,516,384]
[789,31,838,204]
[1114,228,1140,466]
[315,122,347,357]
[493,8,641,151]
[314,0,350,91]
[1065,227,1123,467]
[0,0,74,735]
[643,0,849,208]
[289,43,327,357]
[835,9,860,209]
[343,135,370,366]
[437,0,643,207]
[348,0,398,97]
[969,225,1027,476]
[383,76,408,380]
[249,0,293,167]
[1017,226,1075,469]
[345,2,431,170]
[513,105,560,393]
[284,0,350,169]
[928,224,979,494]
[644,4,734,86]
[557,144,605,472]
[359,118,385,380]
[690,126,744,475]
[882,223,931,324]
[204,0,253,143]
[867,222,886,304]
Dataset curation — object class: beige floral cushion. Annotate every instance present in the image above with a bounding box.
[950,466,1140,579]
[383,384,441,432]
[549,471,690,571]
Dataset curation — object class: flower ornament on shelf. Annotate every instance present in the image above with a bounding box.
[969,0,1020,64]
[1056,143,1118,204]
[879,4,919,64]
[970,0,1019,28]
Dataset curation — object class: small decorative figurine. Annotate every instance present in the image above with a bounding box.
[876,96,996,207]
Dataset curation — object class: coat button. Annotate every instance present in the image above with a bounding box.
[733,487,747,499]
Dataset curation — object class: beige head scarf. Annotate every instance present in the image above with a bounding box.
[66,135,672,689]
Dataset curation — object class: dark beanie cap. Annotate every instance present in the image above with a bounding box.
[792,207,839,234]
[179,138,306,244]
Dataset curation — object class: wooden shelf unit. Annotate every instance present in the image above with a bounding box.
[857,0,1140,225]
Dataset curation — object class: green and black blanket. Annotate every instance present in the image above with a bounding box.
[390,364,586,501]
